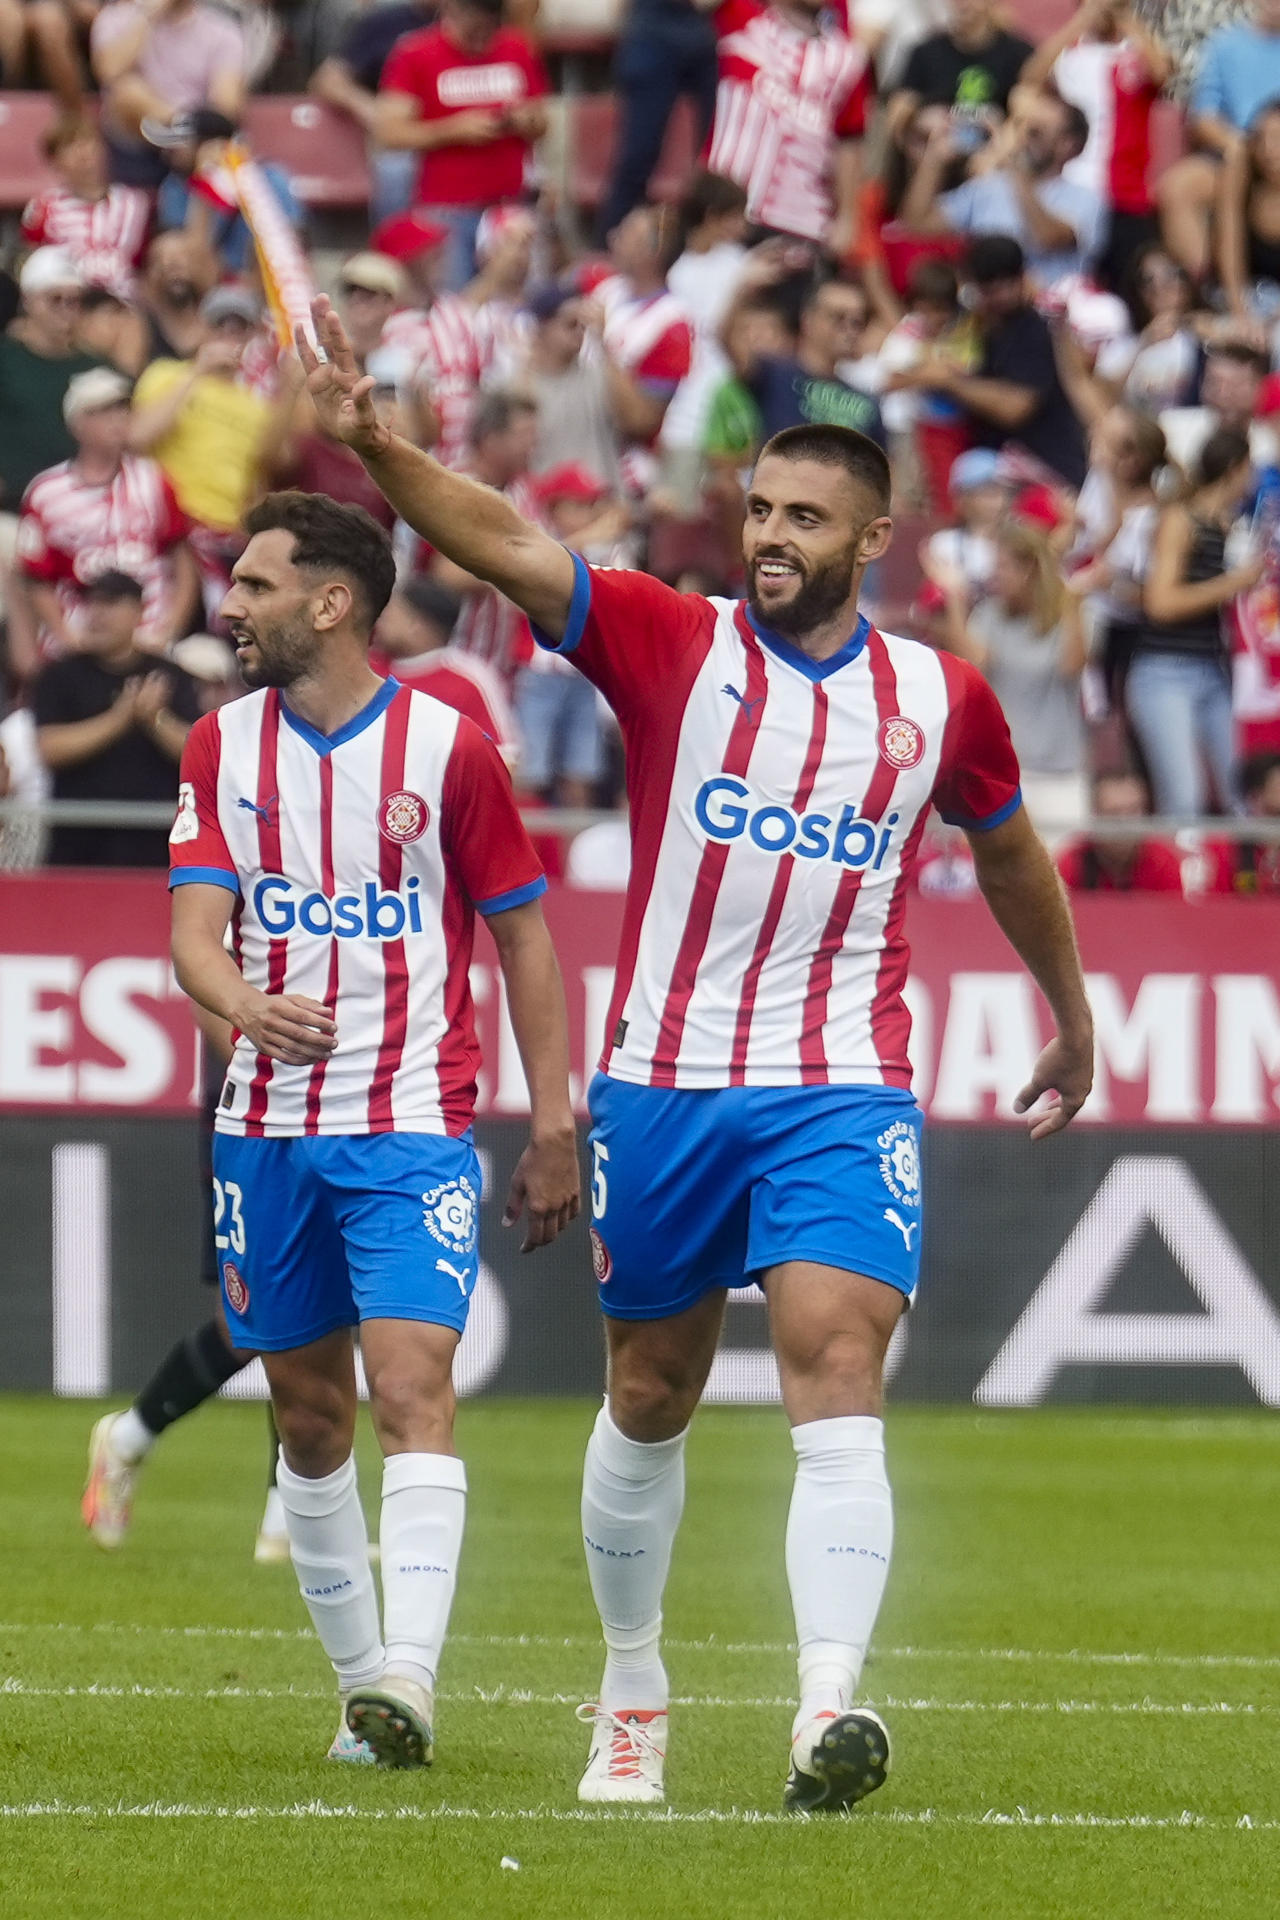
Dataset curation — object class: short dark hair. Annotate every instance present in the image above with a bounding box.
[906,257,959,308]
[1242,750,1280,801]
[966,233,1025,285]
[801,271,867,319]
[1057,102,1090,155]
[82,568,144,602]
[1208,339,1270,378]
[679,170,748,232]
[398,574,463,635]
[1194,424,1251,489]
[757,424,892,516]
[243,490,396,631]
[469,387,538,447]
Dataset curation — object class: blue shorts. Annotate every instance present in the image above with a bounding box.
[586,1075,924,1322]
[210,1132,482,1352]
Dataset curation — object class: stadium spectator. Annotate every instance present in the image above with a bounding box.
[701,293,794,551]
[465,203,538,374]
[1134,425,1259,815]
[147,107,303,278]
[136,229,219,363]
[887,0,1032,148]
[598,0,717,239]
[1071,406,1166,712]
[1159,341,1273,487]
[0,0,101,111]
[876,257,977,510]
[913,444,1006,630]
[1097,244,1200,416]
[18,367,199,654]
[899,93,1102,291]
[309,0,436,223]
[931,516,1089,830]
[520,282,623,489]
[20,115,151,303]
[900,235,1087,489]
[90,0,246,189]
[659,174,749,515]
[723,250,886,453]
[706,0,872,256]
[0,693,48,869]
[582,204,694,496]
[1057,768,1187,889]
[31,568,199,866]
[379,218,494,469]
[1207,749,1280,891]
[435,387,541,675]
[375,0,549,292]
[1157,0,1280,281]
[337,249,408,371]
[1217,100,1280,327]
[0,248,106,516]
[373,573,519,762]
[129,286,292,615]
[851,0,948,91]
[1019,0,1170,291]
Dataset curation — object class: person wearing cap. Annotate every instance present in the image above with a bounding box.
[18,366,199,655]
[372,572,519,764]
[90,0,245,189]
[0,247,106,514]
[899,234,1088,490]
[29,567,202,867]
[20,114,151,304]
[129,286,293,604]
[520,281,625,491]
[337,251,408,369]
[149,107,302,278]
[376,0,548,292]
[917,446,1007,627]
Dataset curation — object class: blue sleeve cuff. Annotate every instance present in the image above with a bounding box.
[169,865,241,894]
[941,789,1023,833]
[476,874,548,917]
[530,552,591,657]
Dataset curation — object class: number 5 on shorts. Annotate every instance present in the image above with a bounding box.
[591,1140,609,1219]
[213,1178,247,1255]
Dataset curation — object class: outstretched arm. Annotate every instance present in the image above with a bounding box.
[296,298,578,639]
[966,805,1094,1139]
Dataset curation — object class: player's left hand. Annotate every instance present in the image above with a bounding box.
[503,1127,581,1252]
[1014,1031,1094,1141]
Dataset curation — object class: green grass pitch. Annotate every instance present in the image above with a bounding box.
[0,1396,1278,1919]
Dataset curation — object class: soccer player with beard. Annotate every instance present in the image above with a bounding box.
[297,298,1095,1811]
[167,488,579,1768]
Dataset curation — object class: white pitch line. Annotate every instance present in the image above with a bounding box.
[1,1621,1279,1674]
[0,1679,1272,1717]
[0,1800,1271,1833]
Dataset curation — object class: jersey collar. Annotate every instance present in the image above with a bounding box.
[744,606,870,682]
[278,677,400,757]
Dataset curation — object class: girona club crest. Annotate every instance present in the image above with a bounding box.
[589,1228,613,1284]
[378,789,430,844]
[877,715,926,771]
[223,1262,249,1315]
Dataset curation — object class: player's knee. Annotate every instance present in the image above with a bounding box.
[367,1367,454,1453]
[271,1382,352,1476]
[781,1327,884,1415]
[609,1366,699,1442]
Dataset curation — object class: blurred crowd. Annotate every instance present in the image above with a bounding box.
[3,0,1280,899]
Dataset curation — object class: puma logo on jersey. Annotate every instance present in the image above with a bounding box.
[436,1257,470,1294]
[238,794,278,826]
[721,684,763,721]
[884,1208,919,1251]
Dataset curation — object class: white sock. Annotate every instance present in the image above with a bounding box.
[276,1453,383,1694]
[112,1406,155,1464]
[786,1416,893,1738]
[581,1402,687,1712]
[380,1452,467,1692]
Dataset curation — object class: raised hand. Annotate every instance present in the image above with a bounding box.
[294,296,390,459]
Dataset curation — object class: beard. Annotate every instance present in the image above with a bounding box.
[235,616,319,690]
[746,541,861,638]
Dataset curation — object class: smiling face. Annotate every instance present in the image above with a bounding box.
[742,453,890,640]
[221,529,341,689]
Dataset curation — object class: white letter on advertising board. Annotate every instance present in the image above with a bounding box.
[975,1156,1280,1406]
[1083,974,1201,1121]
[79,958,173,1104]
[932,973,1040,1118]
[0,955,78,1101]
[1211,975,1280,1121]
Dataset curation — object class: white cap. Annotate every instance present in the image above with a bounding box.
[63,367,133,423]
[20,246,84,297]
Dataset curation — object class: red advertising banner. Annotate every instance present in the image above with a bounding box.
[1,872,1278,1125]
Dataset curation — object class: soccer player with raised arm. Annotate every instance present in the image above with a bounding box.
[168,488,579,1770]
[296,300,1094,1811]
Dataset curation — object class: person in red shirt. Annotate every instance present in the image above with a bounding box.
[375,0,548,292]
[371,572,519,766]
[1057,770,1186,893]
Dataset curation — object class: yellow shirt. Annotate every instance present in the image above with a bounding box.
[132,359,273,532]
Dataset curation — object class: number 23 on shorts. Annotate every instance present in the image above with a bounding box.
[213,1177,247,1255]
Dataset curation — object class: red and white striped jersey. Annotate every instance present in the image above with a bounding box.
[384,295,490,470]
[708,0,872,244]
[20,184,151,298]
[17,454,189,639]
[168,678,545,1137]
[370,644,520,764]
[1055,38,1159,217]
[539,564,1021,1090]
